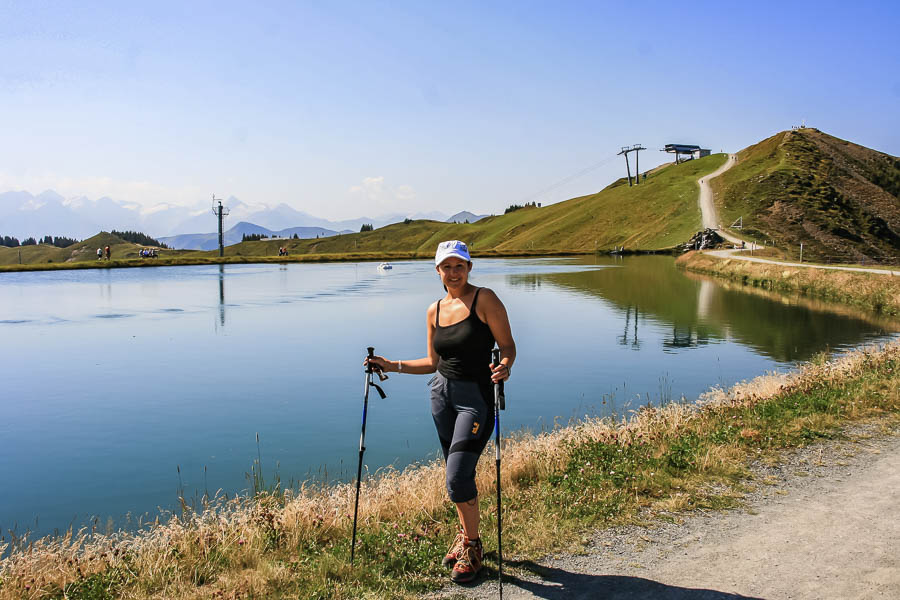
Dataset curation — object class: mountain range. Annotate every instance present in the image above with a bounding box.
[158,222,351,251]
[0,190,456,242]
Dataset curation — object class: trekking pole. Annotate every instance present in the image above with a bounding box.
[492,347,506,599]
[351,346,387,565]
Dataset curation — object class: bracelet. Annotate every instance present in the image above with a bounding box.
[398,360,403,373]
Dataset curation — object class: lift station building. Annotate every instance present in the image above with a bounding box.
[663,144,711,164]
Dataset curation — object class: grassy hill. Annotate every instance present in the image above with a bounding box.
[227,154,727,259]
[0,232,193,267]
[710,128,900,262]
[1,153,728,269]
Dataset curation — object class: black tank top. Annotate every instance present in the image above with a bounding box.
[433,288,495,382]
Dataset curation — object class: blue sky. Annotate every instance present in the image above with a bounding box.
[1,0,897,219]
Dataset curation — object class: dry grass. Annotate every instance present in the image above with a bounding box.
[2,341,898,599]
[677,251,900,314]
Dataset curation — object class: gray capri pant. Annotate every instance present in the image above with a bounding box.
[429,372,495,503]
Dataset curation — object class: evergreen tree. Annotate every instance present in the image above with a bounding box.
[360,223,374,232]
[52,236,78,248]
[110,230,168,248]
[1,235,20,247]
[504,201,537,214]
[21,237,37,246]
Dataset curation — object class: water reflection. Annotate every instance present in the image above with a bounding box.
[217,264,226,329]
[619,305,641,349]
[663,325,711,350]
[508,255,899,363]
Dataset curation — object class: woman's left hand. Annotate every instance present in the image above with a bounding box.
[490,362,510,383]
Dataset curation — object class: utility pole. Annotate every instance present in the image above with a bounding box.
[211,195,230,257]
[617,144,646,186]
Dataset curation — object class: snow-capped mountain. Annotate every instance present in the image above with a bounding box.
[0,190,104,239]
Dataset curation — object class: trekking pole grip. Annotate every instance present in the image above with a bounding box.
[492,347,505,409]
[366,346,375,374]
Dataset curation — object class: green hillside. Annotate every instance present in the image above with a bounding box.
[228,153,727,259]
[711,128,900,262]
[2,154,727,269]
[0,232,187,266]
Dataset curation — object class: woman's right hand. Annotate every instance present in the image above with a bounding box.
[365,354,391,373]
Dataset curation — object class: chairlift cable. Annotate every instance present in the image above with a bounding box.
[519,154,619,206]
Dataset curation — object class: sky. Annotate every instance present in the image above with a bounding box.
[1,0,898,220]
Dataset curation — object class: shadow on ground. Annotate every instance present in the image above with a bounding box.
[458,559,766,600]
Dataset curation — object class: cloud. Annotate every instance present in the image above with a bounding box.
[348,176,385,200]
[0,172,206,213]
[348,176,416,214]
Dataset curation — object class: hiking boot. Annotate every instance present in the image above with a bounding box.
[442,530,466,568]
[450,537,483,584]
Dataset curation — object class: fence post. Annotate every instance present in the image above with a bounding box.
[800,243,803,263]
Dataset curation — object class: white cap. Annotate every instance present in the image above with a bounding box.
[434,240,471,265]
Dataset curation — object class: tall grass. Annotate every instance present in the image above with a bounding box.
[2,341,898,599]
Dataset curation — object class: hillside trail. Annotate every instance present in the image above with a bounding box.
[705,248,900,277]
[698,154,741,243]
[697,153,900,276]
[432,426,900,599]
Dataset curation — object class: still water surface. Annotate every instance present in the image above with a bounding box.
[1,256,897,537]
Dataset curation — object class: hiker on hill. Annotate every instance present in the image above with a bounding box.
[104,245,111,260]
[367,240,516,584]
[97,248,102,260]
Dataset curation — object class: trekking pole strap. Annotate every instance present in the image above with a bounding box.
[369,381,387,399]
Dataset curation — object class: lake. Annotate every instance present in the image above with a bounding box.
[1,256,897,539]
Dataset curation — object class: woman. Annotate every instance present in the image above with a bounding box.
[368,239,516,584]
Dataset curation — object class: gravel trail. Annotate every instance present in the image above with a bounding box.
[698,154,739,241]
[431,424,900,600]
[704,249,900,277]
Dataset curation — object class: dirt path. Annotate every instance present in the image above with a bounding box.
[434,424,900,599]
[705,249,900,277]
[698,154,740,243]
